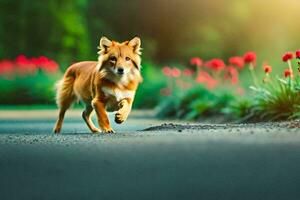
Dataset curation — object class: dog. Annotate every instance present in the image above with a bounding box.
[53,37,143,133]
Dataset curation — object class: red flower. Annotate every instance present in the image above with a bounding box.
[15,55,36,75]
[190,57,203,67]
[205,59,225,71]
[34,56,59,73]
[172,67,181,77]
[162,66,172,76]
[228,57,244,69]
[183,69,194,76]
[282,52,293,62]
[284,69,293,78]
[263,65,272,74]
[296,50,300,59]
[16,55,29,66]
[243,52,256,63]
[42,59,59,73]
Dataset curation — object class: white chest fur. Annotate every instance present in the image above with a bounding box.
[101,87,135,102]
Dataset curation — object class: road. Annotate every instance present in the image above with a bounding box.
[0,109,300,200]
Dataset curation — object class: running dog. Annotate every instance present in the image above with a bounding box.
[53,37,142,133]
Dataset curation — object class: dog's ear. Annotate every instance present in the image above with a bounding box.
[128,37,142,55]
[98,37,112,54]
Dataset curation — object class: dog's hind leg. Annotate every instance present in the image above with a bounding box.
[82,104,101,133]
[53,107,68,134]
[53,96,75,133]
[53,75,75,133]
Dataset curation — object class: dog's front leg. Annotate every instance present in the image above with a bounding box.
[115,98,133,124]
[92,99,114,133]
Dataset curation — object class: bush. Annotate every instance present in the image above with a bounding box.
[157,50,300,122]
[247,77,300,121]
[156,85,235,120]
[0,55,61,105]
[133,62,165,108]
[156,56,245,120]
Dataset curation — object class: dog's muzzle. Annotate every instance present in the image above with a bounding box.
[117,67,124,75]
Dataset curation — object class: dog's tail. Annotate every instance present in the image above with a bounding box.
[55,69,76,109]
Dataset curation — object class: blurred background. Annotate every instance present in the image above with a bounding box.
[0,0,300,112]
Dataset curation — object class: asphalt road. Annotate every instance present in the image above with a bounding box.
[0,110,300,200]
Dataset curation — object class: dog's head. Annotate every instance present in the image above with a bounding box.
[97,37,142,78]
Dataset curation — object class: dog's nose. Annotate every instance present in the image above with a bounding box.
[117,68,124,74]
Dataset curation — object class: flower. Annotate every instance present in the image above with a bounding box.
[205,59,225,71]
[196,71,209,83]
[263,65,272,74]
[15,54,36,75]
[243,52,256,63]
[296,50,300,59]
[190,57,203,67]
[196,71,218,89]
[284,69,293,78]
[41,58,59,73]
[162,66,172,76]
[228,57,244,69]
[183,69,194,76]
[282,52,293,62]
[0,55,59,76]
[0,60,14,75]
[171,67,181,77]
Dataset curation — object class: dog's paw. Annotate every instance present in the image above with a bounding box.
[91,128,102,134]
[102,127,115,134]
[53,127,61,134]
[115,112,127,124]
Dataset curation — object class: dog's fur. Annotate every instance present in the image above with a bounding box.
[53,37,143,133]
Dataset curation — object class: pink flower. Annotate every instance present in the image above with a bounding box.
[196,71,218,89]
[196,71,209,83]
[205,59,225,71]
[228,57,244,69]
[172,67,181,77]
[183,69,194,77]
[162,66,172,76]
[0,60,14,75]
[282,52,293,62]
[243,52,256,63]
[190,57,203,67]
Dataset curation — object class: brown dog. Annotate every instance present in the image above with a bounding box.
[53,37,143,133]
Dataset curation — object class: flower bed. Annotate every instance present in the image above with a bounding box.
[0,55,61,104]
[157,50,300,121]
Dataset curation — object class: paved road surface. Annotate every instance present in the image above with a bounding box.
[0,109,300,200]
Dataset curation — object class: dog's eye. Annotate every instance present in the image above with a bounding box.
[125,57,131,61]
[110,56,117,62]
